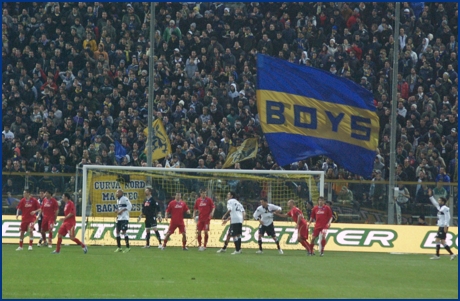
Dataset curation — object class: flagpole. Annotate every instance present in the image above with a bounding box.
[147,2,155,169]
[387,2,400,225]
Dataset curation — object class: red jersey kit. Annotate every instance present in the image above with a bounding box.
[287,206,309,240]
[167,200,189,225]
[194,197,215,221]
[58,200,77,236]
[194,197,215,231]
[287,206,305,224]
[41,197,59,219]
[17,197,40,223]
[310,205,333,237]
[41,197,59,232]
[63,200,77,224]
[166,200,189,234]
[17,197,40,231]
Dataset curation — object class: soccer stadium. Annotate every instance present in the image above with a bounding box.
[2,2,458,298]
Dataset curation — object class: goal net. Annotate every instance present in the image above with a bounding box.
[80,165,324,247]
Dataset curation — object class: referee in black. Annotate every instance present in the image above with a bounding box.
[138,187,163,248]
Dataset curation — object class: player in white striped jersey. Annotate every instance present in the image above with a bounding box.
[428,189,456,260]
[218,192,245,255]
[114,189,133,253]
[253,198,283,254]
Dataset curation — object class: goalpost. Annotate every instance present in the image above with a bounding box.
[81,165,325,246]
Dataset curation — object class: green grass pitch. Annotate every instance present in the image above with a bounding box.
[2,244,457,299]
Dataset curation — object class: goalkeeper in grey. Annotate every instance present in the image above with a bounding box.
[428,189,456,260]
[253,198,283,254]
[114,189,133,253]
[138,187,163,248]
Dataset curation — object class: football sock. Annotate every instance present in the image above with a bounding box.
[154,230,161,244]
[318,234,323,253]
[443,243,453,255]
[48,232,53,243]
[233,237,238,250]
[41,233,46,243]
[125,236,130,248]
[258,239,263,251]
[204,233,208,247]
[29,239,33,246]
[56,237,62,252]
[116,235,121,248]
[436,243,440,256]
[182,237,186,248]
[300,240,309,251]
[320,238,326,253]
[237,237,242,251]
[274,238,280,250]
[71,237,82,246]
[19,239,23,248]
[146,232,151,246]
[306,241,313,253]
[163,235,168,247]
[308,240,315,253]
[222,241,228,250]
[198,234,202,246]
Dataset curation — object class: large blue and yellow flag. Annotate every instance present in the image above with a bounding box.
[144,119,172,160]
[256,54,379,177]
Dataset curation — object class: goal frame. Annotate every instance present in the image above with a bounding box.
[81,165,325,244]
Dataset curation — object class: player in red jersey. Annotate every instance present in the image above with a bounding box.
[15,189,41,251]
[52,193,87,254]
[275,199,313,255]
[308,196,333,257]
[192,188,215,251]
[161,192,191,250]
[37,190,59,248]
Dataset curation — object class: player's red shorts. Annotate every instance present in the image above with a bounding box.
[297,222,309,240]
[20,221,34,232]
[196,220,210,231]
[41,217,55,232]
[313,226,328,238]
[167,223,185,234]
[58,222,75,236]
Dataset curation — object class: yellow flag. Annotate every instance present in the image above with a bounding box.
[222,138,259,169]
[144,119,172,160]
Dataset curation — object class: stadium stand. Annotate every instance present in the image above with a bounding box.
[1,2,458,223]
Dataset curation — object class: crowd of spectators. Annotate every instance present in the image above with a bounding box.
[1,2,458,212]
